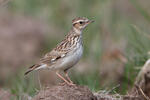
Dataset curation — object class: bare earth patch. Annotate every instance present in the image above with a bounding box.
[32,84,97,100]
[0,89,13,100]
[32,59,150,100]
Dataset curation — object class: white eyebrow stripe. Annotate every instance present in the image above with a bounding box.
[73,19,88,24]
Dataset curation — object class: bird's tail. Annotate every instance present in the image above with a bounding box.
[24,64,40,75]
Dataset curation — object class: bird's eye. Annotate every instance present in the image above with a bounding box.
[79,21,83,24]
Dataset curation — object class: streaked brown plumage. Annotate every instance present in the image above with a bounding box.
[25,17,94,85]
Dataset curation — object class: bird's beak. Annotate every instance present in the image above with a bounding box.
[87,20,94,24]
[90,20,95,23]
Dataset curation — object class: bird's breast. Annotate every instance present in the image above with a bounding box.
[59,43,83,70]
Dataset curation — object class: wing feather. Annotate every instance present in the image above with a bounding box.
[25,33,80,75]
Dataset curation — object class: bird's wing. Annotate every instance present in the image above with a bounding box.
[39,34,75,64]
[40,33,80,64]
[24,50,67,75]
[25,34,80,75]
[39,50,67,64]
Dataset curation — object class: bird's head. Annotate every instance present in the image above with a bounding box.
[72,17,94,33]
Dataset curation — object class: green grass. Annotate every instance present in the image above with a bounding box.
[72,69,101,92]
[1,0,150,98]
[9,71,38,99]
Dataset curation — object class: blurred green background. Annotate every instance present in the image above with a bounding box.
[0,0,150,99]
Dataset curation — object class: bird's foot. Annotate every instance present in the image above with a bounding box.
[59,82,66,86]
[68,82,76,86]
[59,82,76,86]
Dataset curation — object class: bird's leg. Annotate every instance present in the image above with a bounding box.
[64,71,74,84]
[56,71,71,85]
[37,71,42,89]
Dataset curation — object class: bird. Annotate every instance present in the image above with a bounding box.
[25,17,94,85]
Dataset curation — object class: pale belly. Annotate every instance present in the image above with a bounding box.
[56,44,83,71]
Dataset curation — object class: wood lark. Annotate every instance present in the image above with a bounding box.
[25,17,94,85]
